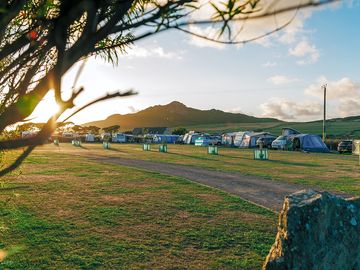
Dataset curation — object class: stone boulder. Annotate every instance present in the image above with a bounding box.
[263,189,360,270]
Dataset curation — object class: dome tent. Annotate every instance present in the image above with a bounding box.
[281,127,301,136]
[292,134,329,153]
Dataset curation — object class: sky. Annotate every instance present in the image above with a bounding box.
[30,0,360,124]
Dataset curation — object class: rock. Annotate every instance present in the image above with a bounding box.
[263,189,360,270]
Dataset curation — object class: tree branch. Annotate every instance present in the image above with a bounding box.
[0,145,35,177]
[62,89,137,122]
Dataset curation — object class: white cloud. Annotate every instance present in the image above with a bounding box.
[338,98,360,117]
[226,107,247,114]
[127,106,139,113]
[125,45,183,59]
[262,77,360,121]
[185,0,325,50]
[262,61,277,68]
[289,40,320,64]
[260,98,322,120]
[304,76,360,117]
[277,9,312,45]
[305,76,360,99]
[267,75,298,85]
[187,25,226,49]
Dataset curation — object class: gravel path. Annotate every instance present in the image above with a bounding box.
[89,156,311,212]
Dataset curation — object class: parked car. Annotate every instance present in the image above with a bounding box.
[337,140,353,154]
[256,136,276,148]
[209,136,222,145]
[271,136,288,150]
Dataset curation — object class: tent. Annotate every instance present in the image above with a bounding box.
[291,134,329,153]
[239,132,274,148]
[85,134,95,142]
[184,133,202,144]
[282,127,301,136]
[233,131,252,147]
[221,132,237,146]
[153,134,180,144]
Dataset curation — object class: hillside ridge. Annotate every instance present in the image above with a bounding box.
[82,101,281,130]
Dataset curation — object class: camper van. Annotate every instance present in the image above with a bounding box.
[112,133,133,143]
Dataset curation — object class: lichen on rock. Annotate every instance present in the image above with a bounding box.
[263,189,360,270]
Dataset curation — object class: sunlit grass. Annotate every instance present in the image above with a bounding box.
[0,150,276,269]
[26,143,360,196]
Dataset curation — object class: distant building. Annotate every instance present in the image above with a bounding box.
[132,127,170,135]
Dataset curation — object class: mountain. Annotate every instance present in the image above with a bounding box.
[82,101,281,131]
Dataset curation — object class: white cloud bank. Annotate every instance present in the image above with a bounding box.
[186,0,321,50]
[261,77,360,121]
[305,76,360,117]
[125,45,183,60]
[261,98,322,120]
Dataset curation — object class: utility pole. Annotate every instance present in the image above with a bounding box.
[322,84,327,141]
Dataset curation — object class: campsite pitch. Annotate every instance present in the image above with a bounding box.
[1,148,276,269]
[1,143,359,269]
[36,143,360,196]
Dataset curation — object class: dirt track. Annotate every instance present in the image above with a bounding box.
[87,155,310,212]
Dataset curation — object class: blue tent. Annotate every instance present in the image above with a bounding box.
[292,134,329,153]
[153,135,180,144]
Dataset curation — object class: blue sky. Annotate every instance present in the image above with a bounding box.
[31,0,360,124]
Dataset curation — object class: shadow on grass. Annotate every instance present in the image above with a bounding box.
[220,154,243,160]
[266,159,321,167]
[167,151,219,162]
[0,185,32,192]
[105,147,127,153]
[221,152,322,167]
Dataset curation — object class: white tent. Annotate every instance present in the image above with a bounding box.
[239,132,273,148]
[85,134,95,142]
[233,131,253,147]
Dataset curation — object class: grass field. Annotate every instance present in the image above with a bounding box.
[185,119,360,137]
[1,143,359,269]
[0,148,276,269]
[29,143,360,196]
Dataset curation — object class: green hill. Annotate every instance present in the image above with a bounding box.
[185,117,360,137]
[82,101,281,130]
[82,101,360,137]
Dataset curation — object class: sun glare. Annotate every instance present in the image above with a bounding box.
[28,90,60,122]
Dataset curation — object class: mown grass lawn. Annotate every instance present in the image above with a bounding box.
[38,143,360,196]
[184,120,360,136]
[0,150,276,269]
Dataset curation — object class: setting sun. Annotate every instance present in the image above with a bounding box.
[27,90,60,122]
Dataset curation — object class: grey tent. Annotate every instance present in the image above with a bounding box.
[240,132,274,148]
[291,134,329,153]
[282,127,301,136]
[221,132,237,146]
